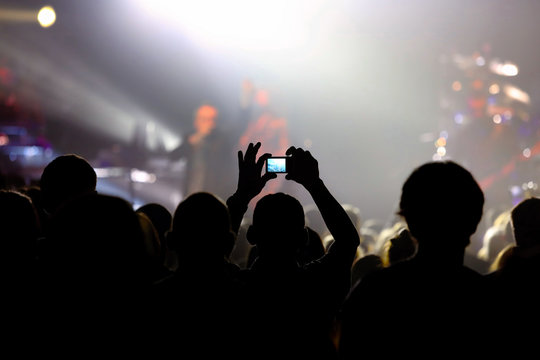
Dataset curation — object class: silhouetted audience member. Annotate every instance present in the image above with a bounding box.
[136,211,172,282]
[0,189,43,346]
[151,192,244,357]
[487,242,514,272]
[373,220,407,257]
[38,193,153,349]
[226,142,360,358]
[485,197,540,343]
[0,189,41,287]
[477,219,513,266]
[39,153,97,219]
[337,161,487,358]
[381,227,417,267]
[135,203,172,253]
[18,185,47,239]
[350,253,383,287]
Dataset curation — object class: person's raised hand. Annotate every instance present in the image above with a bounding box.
[236,142,277,201]
[285,146,320,190]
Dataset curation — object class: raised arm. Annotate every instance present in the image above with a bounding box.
[285,146,360,262]
[226,142,276,235]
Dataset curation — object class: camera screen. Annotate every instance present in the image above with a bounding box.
[267,157,287,173]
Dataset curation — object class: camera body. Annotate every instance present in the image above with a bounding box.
[266,156,289,173]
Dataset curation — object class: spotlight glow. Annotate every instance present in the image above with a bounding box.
[489,60,519,77]
[435,137,446,147]
[135,0,326,51]
[488,84,500,94]
[504,85,531,104]
[437,146,446,157]
[37,6,56,28]
[130,169,157,183]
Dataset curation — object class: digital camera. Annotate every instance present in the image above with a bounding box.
[266,156,288,173]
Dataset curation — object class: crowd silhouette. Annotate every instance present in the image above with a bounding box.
[0,138,538,358]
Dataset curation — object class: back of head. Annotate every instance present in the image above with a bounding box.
[399,161,484,249]
[170,192,234,259]
[137,212,162,263]
[40,154,97,215]
[136,203,172,245]
[248,193,307,258]
[511,197,540,249]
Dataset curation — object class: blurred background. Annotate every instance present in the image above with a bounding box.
[1,0,539,248]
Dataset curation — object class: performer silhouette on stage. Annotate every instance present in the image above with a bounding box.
[170,104,236,201]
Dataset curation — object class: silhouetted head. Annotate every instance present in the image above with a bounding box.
[247,192,308,259]
[136,203,172,246]
[398,161,484,250]
[168,192,234,260]
[386,228,417,266]
[40,154,97,215]
[511,197,540,249]
[137,212,162,263]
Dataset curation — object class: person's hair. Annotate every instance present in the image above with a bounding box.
[398,161,484,245]
[40,154,97,214]
[252,192,305,230]
[510,197,540,248]
[248,193,307,255]
[170,192,234,257]
[136,203,172,245]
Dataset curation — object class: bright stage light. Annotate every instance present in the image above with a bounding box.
[488,83,500,94]
[436,146,446,157]
[135,0,325,51]
[130,169,157,183]
[37,6,56,28]
[489,59,518,77]
[504,84,530,104]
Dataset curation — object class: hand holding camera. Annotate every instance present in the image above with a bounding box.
[284,146,321,191]
[264,147,320,189]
